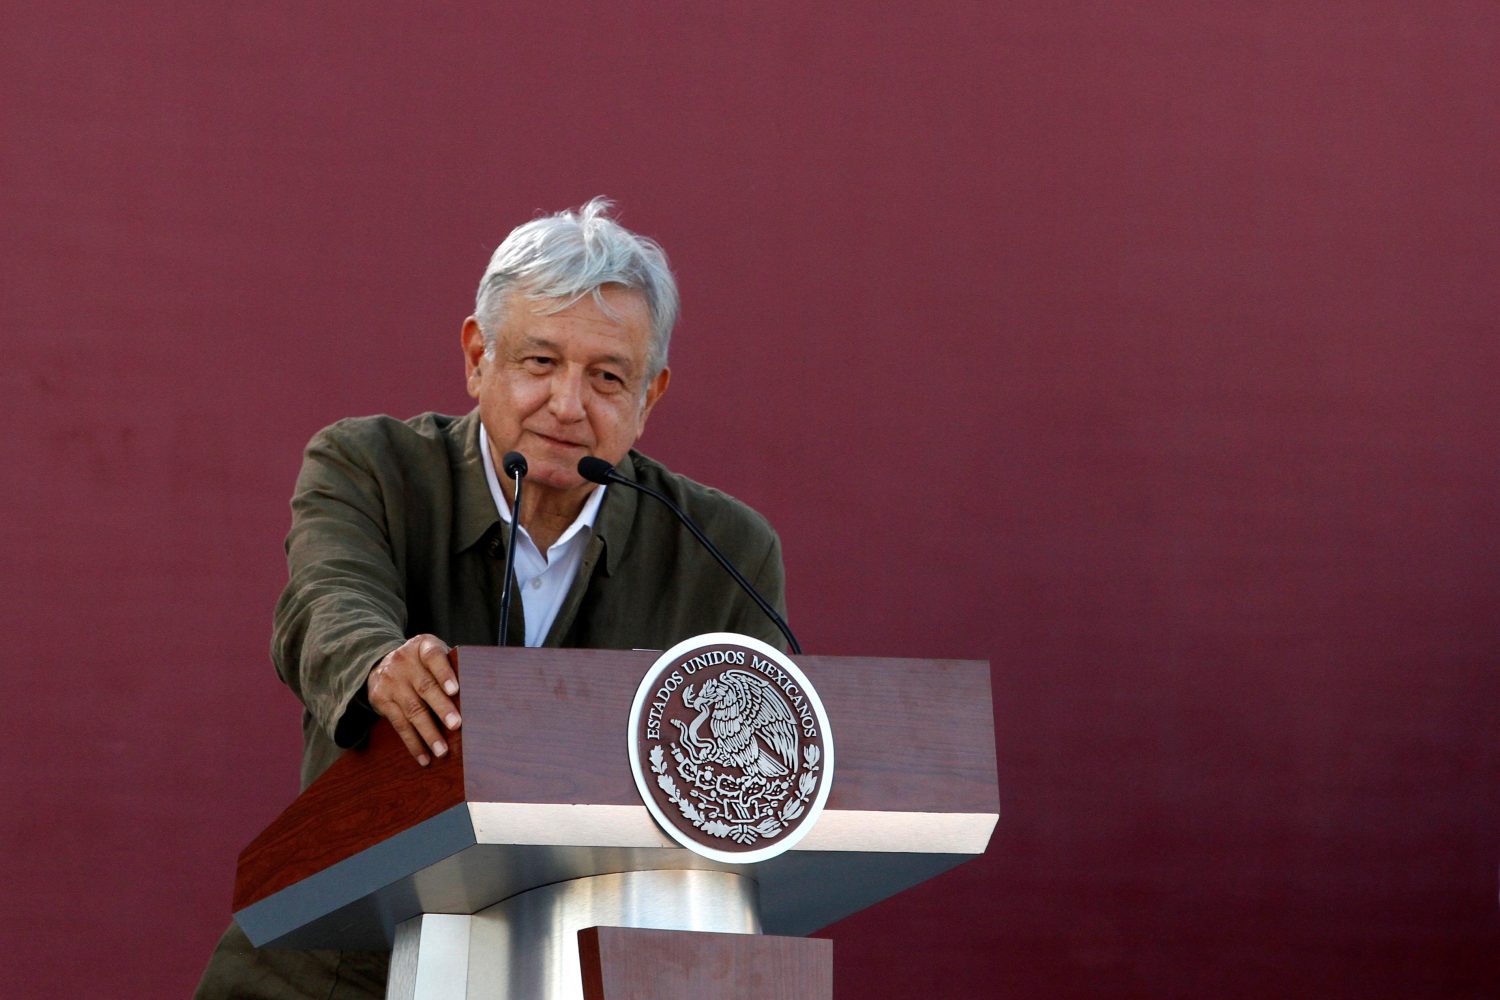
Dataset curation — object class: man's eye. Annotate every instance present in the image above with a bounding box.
[594,370,626,390]
[524,356,555,370]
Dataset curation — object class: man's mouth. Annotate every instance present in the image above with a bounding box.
[527,430,587,449]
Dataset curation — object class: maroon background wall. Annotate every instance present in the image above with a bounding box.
[3,4,1496,998]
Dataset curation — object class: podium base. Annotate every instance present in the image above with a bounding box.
[387,868,760,1000]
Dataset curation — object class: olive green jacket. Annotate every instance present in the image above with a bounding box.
[273,409,789,789]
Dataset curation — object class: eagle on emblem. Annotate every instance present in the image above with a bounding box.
[673,669,800,778]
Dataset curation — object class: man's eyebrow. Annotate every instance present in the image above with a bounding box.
[516,336,636,372]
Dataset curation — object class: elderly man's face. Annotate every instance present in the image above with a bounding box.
[462,285,669,499]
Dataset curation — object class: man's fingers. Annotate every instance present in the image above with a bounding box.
[374,688,443,764]
[412,670,462,732]
[399,694,449,758]
[368,634,462,766]
[413,638,462,730]
[418,639,461,699]
[385,712,432,767]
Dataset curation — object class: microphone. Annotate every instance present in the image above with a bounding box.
[499,451,528,646]
[578,456,801,654]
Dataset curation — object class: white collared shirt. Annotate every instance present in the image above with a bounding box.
[480,431,606,647]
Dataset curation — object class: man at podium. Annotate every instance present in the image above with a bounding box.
[194,198,790,999]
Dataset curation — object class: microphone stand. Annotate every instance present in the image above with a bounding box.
[499,451,528,646]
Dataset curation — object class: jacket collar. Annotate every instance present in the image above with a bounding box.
[449,409,500,554]
[593,451,639,576]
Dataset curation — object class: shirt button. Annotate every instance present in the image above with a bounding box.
[530,578,543,589]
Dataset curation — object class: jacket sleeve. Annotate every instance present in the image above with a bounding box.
[271,421,409,748]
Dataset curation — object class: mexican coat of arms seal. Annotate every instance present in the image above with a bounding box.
[628,632,835,864]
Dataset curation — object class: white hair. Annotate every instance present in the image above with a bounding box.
[475,197,678,380]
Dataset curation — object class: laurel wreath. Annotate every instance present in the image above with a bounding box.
[650,743,821,846]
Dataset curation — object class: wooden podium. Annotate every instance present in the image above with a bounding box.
[233,646,998,999]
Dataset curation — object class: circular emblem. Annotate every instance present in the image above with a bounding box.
[628,632,835,864]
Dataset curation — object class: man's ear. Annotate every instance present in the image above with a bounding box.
[636,366,671,435]
[461,317,486,398]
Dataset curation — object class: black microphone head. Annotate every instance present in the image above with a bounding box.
[502,451,528,478]
[577,455,615,484]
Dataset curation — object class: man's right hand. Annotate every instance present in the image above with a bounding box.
[366,634,462,766]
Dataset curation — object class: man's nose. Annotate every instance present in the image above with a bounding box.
[547,366,587,421]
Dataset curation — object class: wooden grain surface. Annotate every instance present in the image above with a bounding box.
[579,926,832,1000]
[233,699,467,910]
[456,647,998,813]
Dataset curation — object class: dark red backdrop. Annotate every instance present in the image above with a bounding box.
[3,4,1496,997]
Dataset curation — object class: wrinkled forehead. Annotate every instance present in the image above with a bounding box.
[517,282,650,323]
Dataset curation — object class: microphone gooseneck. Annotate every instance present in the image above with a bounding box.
[499,451,528,646]
[577,456,802,654]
